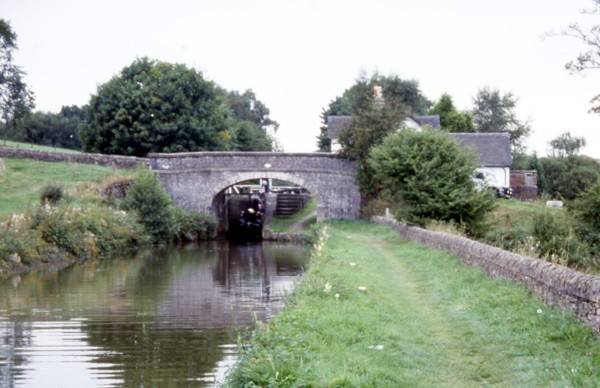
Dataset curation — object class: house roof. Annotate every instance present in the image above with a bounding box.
[327,114,441,138]
[326,115,352,139]
[410,115,441,129]
[450,132,512,167]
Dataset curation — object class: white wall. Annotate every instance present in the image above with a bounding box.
[477,167,510,188]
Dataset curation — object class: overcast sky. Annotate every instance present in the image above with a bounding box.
[4,0,600,157]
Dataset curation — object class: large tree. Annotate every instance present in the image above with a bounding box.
[0,19,34,140]
[81,58,227,156]
[562,0,600,112]
[222,89,276,152]
[472,87,531,152]
[316,73,430,151]
[429,93,474,133]
[548,131,587,158]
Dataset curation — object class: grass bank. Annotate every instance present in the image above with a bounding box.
[0,158,123,217]
[0,139,82,154]
[0,159,214,277]
[228,221,600,386]
[266,199,316,234]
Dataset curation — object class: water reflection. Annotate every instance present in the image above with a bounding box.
[0,241,308,387]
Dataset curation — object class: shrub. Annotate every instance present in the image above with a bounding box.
[0,216,44,265]
[31,206,88,258]
[532,209,592,267]
[570,182,600,257]
[122,169,175,243]
[40,185,64,205]
[172,208,216,242]
[539,156,600,199]
[368,129,495,235]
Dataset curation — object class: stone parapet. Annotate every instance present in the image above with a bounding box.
[373,216,600,333]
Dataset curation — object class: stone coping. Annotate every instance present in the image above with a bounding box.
[148,151,345,158]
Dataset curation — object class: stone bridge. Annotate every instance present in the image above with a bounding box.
[148,152,361,220]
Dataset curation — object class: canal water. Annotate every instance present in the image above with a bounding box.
[0,241,309,387]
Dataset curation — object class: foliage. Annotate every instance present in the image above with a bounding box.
[122,168,175,243]
[339,101,408,200]
[228,221,600,386]
[122,168,215,243]
[172,207,216,242]
[472,87,531,152]
[82,58,238,156]
[81,58,276,156]
[19,105,86,149]
[532,209,592,267]
[40,185,64,205]
[548,131,586,158]
[0,215,44,265]
[561,0,600,112]
[539,155,600,199]
[0,19,34,140]
[231,120,273,151]
[368,129,495,234]
[317,73,430,151]
[0,200,146,268]
[511,152,546,194]
[570,181,600,256]
[224,89,279,132]
[429,93,474,132]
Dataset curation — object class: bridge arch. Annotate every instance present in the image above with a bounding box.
[148,152,361,221]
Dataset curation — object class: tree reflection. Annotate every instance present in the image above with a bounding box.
[0,242,308,387]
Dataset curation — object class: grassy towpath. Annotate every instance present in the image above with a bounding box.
[228,221,600,387]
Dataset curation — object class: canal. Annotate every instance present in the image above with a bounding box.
[0,241,310,387]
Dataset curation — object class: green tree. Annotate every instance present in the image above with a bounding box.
[338,93,409,201]
[225,89,279,132]
[562,0,600,113]
[123,169,175,243]
[368,129,495,235]
[540,155,600,199]
[20,105,86,149]
[0,19,34,140]
[316,73,430,151]
[472,87,531,152]
[570,181,600,257]
[80,58,230,156]
[232,121,273,151]
[222,89,275,151]
[548,131,586,158]
[429,93,474,132]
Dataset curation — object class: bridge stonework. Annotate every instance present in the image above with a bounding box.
[148,152,361,220]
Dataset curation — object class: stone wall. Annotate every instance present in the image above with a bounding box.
[373,216,600,333]
[0,146,147,169]
[149,152,361,221]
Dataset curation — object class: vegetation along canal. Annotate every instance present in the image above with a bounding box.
[0,241,310,387]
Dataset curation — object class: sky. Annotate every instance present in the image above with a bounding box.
[3,0,600,157]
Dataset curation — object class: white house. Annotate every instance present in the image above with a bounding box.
[325,115,512,189]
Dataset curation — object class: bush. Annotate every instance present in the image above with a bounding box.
[40,185,64,205]
[570,182,600,257]
[539,156,600,199]
[368,129,495,235]
[532,209,591,267]
[0,215,44,265]
[172,207,216,242]
[122,169,175,243]
[29,202,147,260]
